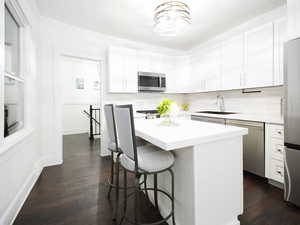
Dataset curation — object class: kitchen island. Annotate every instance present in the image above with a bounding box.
[134,118,248,225]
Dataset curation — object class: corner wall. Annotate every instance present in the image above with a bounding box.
[0,0,42,225]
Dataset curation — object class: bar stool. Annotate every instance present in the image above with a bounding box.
[114,104,176,225]
[104,104,121,219]
[104,104,148,221]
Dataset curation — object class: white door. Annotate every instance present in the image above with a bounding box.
[60,56,101,135]
[221,34,245,90]
[245,23,274,88]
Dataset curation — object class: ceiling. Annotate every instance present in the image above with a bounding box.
[36,0,286,50]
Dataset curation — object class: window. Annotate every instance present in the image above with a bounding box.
[4,5,24,137]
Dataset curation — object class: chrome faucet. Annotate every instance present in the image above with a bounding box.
[216,94,225,112]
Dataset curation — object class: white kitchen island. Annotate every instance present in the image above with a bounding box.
[134,118,248,225]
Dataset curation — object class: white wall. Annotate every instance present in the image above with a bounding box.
[60,56,101,135]
[38,16,185,161]
[186,86,283,118]
[287,0,300,40]
[0,1,41,225]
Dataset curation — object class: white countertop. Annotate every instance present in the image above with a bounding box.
[134,118,248,151]
[191,112,284,125]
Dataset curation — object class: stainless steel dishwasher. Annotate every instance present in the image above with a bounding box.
[226,119,265,177]
[191,115,226,125]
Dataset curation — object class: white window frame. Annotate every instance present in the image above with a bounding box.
[0,0,33,153]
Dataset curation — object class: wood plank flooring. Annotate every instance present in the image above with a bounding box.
[13,134,300,225]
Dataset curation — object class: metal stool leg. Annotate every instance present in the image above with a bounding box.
[123,170,128,213]
[169,169,176,225]
[134,174,140,225]
[119,169,127,225]
[154,173,158,209]
[113,154,120,220]
[144,174,149,200]
[107,152,114,199]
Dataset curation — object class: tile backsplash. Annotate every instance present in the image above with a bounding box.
[185,86,284,118]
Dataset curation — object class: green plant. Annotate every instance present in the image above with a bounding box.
[182,103,189,111]
[157,99,174,115]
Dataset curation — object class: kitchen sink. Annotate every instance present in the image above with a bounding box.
[196,111,237,115]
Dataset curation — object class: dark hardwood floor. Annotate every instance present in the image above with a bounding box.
[13,134,300,225]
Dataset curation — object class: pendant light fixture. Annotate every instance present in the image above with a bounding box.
[154,1,191,36]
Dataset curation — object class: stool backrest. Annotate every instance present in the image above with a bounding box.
[104,104,118,150]
[114,105,138,170]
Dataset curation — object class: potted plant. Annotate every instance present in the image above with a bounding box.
[157,99,179,126]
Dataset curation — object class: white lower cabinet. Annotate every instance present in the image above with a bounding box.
[265,124,285,184]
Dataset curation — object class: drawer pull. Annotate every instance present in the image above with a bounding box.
[277,131,282,135]
[277,149,283,153]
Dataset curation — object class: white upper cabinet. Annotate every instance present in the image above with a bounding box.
[108,46,138,93]
[188,46,221,93]
[167,56,190,93]
[201,46,222,92]
[189,53,205,92]
[274,18,287,86]
[137,51,167,73]
[221,34,245,90]
[108,18,286,94]
[244,23,274,88]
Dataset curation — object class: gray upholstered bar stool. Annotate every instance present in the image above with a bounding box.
[104,104,147,221]
[104,105,121,203]
[114,104,176,225]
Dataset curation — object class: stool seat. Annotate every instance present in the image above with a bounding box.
[120,144,175,173]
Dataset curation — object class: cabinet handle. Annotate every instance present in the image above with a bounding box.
[277,148,282,153]
[240,73,242,86]
[277,130,282,135]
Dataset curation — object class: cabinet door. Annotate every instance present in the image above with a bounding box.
[108,47,125,92]
[189,53,205,92]
[201,46,221,92]
[108,47,138,93]
[168,56,190,93]
[221,35,244,90]
[137,51,151,72]
[123,48,138,93]
[274,18,287,86]
[245,23,274,88]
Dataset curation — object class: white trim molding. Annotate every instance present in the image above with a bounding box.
[0,159,43,225]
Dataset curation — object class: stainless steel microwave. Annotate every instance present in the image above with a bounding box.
[138,72,166,92]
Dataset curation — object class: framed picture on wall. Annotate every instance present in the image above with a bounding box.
[93,81,100,91]
[76,78,84,89]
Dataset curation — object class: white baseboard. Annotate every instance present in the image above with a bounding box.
[63,130,88,135]
[0,160,44,225]
[41,155,63,168]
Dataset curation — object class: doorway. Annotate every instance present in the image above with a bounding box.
[59,55,102,158]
